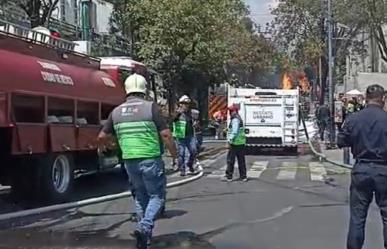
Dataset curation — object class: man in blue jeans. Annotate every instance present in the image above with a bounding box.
[98,74,177,249]
[173,95,197,176]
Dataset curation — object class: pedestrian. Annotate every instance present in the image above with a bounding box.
[172,95,197,176]
[315,104,330,141]
[191,108,203,168]
[98,73,177,249]
[213,110,224,140]
[337,84,387,249]
[191,109,203,152]
[223,104,247,182]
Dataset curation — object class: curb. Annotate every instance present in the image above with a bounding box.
[307,139,352,170]
[0,165,205,222]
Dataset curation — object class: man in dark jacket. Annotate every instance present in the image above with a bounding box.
[338,84,387,249]
[315,104,331,141]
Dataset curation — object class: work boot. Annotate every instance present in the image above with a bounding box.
[222,176,232,182]
[239,177,248,182]
[188,166,195,174]
[134,230,148,249]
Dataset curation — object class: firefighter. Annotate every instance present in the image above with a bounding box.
[98,73,177,249]
[223,104,247,182]
[173,95,197,176]
[338,84,387,249]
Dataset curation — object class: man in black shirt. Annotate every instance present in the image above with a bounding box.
[338,84,387,249]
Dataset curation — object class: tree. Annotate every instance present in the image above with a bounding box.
[1,0,59,28]
[272,0,367,66]
[271,0,368,101]
[362,0,387,62]
[110,0,277,112]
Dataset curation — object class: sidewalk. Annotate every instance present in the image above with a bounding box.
[305,119,354,168]
[318,141,355,166]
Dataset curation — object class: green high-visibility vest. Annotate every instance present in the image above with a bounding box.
[231,127,246,145]
[173,120,187,139]
[228,117,246,145]
[114,121,161,159]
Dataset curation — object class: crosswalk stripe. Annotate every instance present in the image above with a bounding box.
[248,161,268,179]
[309,162,327,181]
[207,165,227,178]
[276,162,298,180]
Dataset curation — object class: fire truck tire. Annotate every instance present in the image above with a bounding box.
[39,153,74,202]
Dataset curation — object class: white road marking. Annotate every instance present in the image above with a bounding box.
[207,165,228,178]
[276,162,298,180]
[309,162,327,181]
[248,161,269,179]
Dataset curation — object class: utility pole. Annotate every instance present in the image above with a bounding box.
[327,0,336,147]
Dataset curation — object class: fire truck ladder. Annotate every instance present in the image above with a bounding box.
[0,19,76,51]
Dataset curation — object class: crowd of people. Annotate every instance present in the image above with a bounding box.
[315,95,366,142]
[97,73,249,248]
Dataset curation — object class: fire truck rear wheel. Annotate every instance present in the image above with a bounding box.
[39,153,74,202]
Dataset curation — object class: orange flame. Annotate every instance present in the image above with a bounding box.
[282,73,292,90]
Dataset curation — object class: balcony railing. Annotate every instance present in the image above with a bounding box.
[0,19,76,51]
[0,4,132,54]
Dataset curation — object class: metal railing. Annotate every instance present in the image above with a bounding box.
[0,19,76,51]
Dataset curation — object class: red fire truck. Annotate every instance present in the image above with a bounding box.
[0,20,148,201]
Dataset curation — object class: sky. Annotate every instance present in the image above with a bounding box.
[245,0,279,28]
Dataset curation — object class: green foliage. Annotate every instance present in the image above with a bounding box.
[271,0,367,66]
[1,0,60,28]
[110,0,277,90]
[270,0,373,87]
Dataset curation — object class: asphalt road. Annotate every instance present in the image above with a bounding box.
[0,145,385,249]
[0,143,225,215]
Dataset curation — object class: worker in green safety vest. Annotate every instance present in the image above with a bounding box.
[223,104,247,182]
[98,73,177,249]
[173,95,197,176]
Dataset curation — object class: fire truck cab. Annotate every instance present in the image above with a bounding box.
[0,20,129,201]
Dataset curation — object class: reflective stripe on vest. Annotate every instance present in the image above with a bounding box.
[114,121,161,159]
[173,120,187,139]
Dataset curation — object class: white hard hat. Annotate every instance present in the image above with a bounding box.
[124,73,147,95]
[179,95,191,103]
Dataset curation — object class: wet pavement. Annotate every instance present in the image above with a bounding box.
[0,144,226,215]
[0,148,384,249]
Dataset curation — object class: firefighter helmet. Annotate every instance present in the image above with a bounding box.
[179,95,191,104]
[124,73,147,95]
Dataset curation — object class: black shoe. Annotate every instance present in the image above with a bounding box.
[222,176,232,182]
[129,213,138,222]
[158,205,166,218]
[134,230,148,249]
[240,178,248,182]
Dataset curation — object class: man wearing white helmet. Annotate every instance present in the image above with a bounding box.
[173,95,197,176]
[98,73,177,249]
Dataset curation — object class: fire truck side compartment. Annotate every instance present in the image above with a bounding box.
[0,34,125,189]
